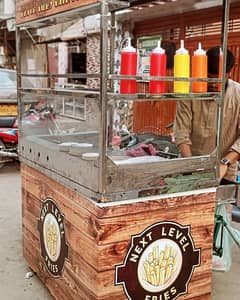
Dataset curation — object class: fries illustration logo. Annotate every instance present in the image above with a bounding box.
[116,221,200,300]
[38,198,68,277]
[44,216,60,261]
[140,242,180,289]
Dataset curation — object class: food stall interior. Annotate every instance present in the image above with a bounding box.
[16,0,235,202]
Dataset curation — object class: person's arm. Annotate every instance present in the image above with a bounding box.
[178,144,192,157]
[173,100,193,157]
[219,107,240,180]
[219,150,240,180]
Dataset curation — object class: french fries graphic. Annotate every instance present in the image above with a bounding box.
[143,244,176,286]
[45,221,58,258]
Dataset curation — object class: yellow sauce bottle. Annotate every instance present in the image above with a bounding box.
[174,40,190,93]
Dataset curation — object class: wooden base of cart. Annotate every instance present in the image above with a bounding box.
[22,163,216,300]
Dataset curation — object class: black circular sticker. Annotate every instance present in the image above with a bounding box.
[115,221,200,300]
[38,198,68,277]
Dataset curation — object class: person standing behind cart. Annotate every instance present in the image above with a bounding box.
[173,46,240,184]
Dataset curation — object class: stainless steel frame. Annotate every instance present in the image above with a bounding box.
[16,0,235,203]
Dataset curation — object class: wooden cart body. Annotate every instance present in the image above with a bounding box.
[22,164,215,300]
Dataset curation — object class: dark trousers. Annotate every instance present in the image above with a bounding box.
[220,178,235,185]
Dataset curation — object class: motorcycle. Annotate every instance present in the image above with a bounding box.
[0,106,57,168]
[0,116,18,168]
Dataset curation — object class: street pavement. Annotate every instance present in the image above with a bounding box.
[0,163,52,300]
[0,162,239,300]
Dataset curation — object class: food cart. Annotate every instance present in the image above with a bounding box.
[16,0,238,299]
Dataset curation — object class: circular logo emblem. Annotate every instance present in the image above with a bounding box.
[137,239,183,293]
[43,213,61,262]
[115,222,200,300]
[38,198,68,277]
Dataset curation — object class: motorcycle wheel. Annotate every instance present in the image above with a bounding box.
[0,140,6,169]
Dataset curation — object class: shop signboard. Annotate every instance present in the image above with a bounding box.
[137,36,161,74]
[16,0,98,25]
[137,36,176,73]
[0,104,17,116]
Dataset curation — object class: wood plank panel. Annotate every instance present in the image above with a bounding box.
[23,180,215,246]
[23,224,212,300]
[134,3,240,37]
[23,198,213,274]
[22,164,215,299]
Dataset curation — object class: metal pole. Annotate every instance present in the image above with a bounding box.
[15,27,23,134]
[216,0,230,181]
[108,12,116,152]
[99,0,109,199]
[110,12,115,91]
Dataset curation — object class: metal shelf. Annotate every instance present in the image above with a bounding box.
[20,88,221,102]
[20,88,100,99]
[20,73,100,79]
[110,74,223,83]
[111,92,221,101]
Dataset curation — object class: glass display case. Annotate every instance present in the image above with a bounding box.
[16,1,236,300]
[16,0,230,202]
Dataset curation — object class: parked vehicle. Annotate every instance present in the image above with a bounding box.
[0,68,59,168]
[0,116,18,168]
[0,68,19,116]
[0,106,57,168]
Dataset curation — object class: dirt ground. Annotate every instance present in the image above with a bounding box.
[0,163,239,300]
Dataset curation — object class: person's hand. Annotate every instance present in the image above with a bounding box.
[218,151,240,182]
[219,163,228,181]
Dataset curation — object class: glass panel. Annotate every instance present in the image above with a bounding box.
[107,99,179,161]
[60,97,86,120]
[17,18,219,197]
[107,97,218,162]
[21,92,99,139]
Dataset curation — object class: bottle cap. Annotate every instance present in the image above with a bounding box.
[152,40,165,54]
[194,42,206,55]
[121,38,136,53]
[176,40,189,55]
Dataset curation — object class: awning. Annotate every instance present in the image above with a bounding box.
[36,15,101,44]
[60,18,86,41]
[61,15,101,41]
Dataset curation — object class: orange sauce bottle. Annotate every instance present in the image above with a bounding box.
[191,42,207,93]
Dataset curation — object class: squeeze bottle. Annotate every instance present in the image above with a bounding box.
[112,135,121,150]
[191,42,207,93]
[120,38,137,94]
[218,48,223,92]
[111,124,121,150]
[174,40,190,93]
[149,40,167,94]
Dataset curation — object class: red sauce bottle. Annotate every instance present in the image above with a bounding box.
[149,41,167,94]
[120,38,137,94]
